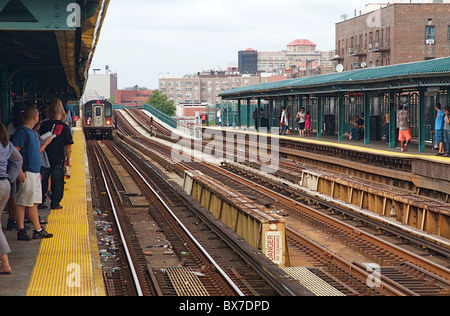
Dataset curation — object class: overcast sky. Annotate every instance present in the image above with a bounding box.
[90,0,383,89]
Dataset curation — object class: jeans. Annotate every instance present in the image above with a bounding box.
[41,164,65,208]
[444,129,450,155]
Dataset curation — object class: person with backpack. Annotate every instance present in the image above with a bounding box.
[12,106,53,241]
[39,98,73,210]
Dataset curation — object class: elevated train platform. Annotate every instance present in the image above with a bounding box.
[0,128,105,296]
[0,0,110,296]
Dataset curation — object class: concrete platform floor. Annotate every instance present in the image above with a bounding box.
[0,200,51,296]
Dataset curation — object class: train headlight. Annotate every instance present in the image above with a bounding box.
[85,118,91,126]
[105,118,112,125]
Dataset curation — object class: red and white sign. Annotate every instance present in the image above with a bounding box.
[265,231,283,265]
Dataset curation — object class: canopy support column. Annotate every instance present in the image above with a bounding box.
[338,93,345,142]
[246,98,251,130]
[269,97,274,134]
[418,87,426,153]
[317,95,322,139]
[1,71,9,125]
[257,98,261,132]
[237,99,242,129]
[389,91,396,149]
[364,92,371,145]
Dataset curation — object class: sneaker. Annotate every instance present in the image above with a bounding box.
[33,229,53,239]
[6,218,18,231]
[17,229,31,241]
[50,204,63,210]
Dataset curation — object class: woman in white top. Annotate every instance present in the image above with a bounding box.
[296,108,306,137]
[280,108,289,135]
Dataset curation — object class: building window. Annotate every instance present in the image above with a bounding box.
[387,27,390,47]
[425,25,435,44]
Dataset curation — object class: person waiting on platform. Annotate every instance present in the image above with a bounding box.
[12,106,53,240]
[0,123,22,273]
[216,108,222,127]
[350,114,364,140]
[305,111,312,136]
[443,106,450,157]
[296,108,306,137]
[382,112,390,144]
[280,107,289,135]
[397,103,411,152]
[435,103,445,156]
[39,98,74,210]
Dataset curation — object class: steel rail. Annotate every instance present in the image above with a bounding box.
[92,143,144,297]
[219,162,450,278]
[111,143,246,297]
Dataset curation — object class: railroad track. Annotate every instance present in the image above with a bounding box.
[115,109,450,296]
[87,138,308,296]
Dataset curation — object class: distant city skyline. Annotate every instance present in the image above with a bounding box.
[89,0,426,90]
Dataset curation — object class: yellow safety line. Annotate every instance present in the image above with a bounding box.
[26,128,104,296]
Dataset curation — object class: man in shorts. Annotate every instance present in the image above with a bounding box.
[12,106,53,241]
[397,103,411,152]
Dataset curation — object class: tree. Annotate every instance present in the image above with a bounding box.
[108,95,116,105]
[147,90,175,116]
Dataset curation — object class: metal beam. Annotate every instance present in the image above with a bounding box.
[0,0,81,31]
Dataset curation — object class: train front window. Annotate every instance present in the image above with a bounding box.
[96,107,102,116]
[105,107,112,117]
[85,106,92,117]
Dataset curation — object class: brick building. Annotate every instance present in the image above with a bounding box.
[335,2,450,71]
[116,89,153,106]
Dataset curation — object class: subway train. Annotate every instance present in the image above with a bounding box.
[83,100,114,140]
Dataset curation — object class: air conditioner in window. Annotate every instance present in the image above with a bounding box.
[426,39,435,45]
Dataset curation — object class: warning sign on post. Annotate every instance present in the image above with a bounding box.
[265,231,283,265]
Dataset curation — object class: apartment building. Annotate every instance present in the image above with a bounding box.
[335,1,450,71]
[241,39,335,77]
[158,73,261,115]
